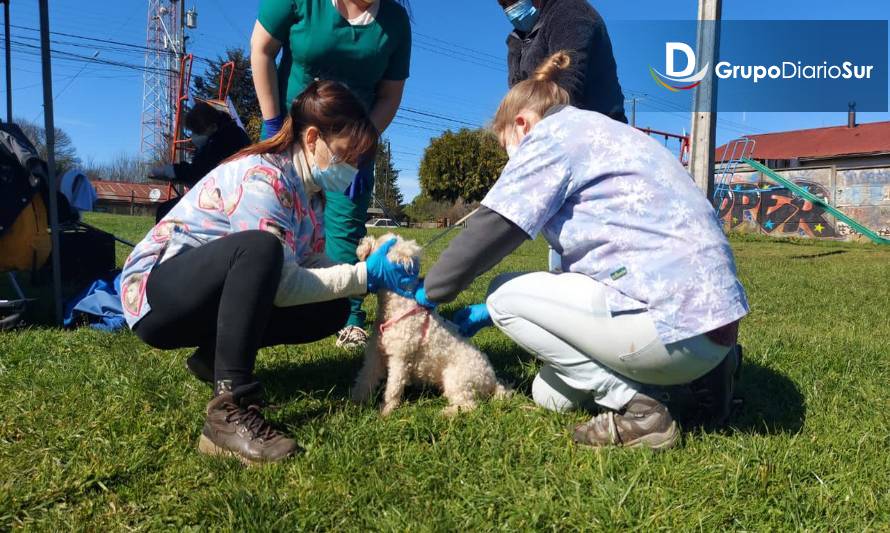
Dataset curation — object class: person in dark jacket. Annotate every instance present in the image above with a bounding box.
[151,101,252,221]
[498,0,627,123]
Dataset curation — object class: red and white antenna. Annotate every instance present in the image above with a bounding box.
[140,0,193,161]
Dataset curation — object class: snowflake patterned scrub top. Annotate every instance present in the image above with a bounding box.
[481,106,749,344]
[120,152,326,328]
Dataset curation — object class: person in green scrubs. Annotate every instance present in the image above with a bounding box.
[251,0,412,349]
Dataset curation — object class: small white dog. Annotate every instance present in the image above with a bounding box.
[350,233,510,415]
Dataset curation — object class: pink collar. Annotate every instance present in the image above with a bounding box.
[378,305,432,341]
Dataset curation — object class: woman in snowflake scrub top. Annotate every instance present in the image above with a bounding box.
[415,52,750,450]
[120,81,418,465]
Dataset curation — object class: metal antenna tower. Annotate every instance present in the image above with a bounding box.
[140,0,185,161]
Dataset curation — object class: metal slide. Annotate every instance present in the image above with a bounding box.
[742,158,890,245]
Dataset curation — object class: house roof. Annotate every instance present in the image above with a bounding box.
[716,120,890,162]
[91,180,172,205]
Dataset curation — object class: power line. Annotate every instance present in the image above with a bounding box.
[413,31,503,62]
[9,40,173,75]
[32,50,100,122]
[8,24,215,65]
[400,106,482,128]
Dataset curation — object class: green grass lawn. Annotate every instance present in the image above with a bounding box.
[2,212,889,530]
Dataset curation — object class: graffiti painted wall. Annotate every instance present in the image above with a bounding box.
[835,167,890,239]
[714,166,890,240]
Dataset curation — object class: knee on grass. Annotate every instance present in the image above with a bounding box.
[532,366,594,413]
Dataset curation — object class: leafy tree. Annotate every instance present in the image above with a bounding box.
[373,139,404,217]
[418,128,507,202]
[81,153,151,183]
[193,48,261,141]
[404,194,445,223]
[15,118,80,175]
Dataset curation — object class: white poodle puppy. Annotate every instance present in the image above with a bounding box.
[351,233,510,416]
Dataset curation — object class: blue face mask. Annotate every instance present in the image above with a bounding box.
[312,156,359,194]
[505,0,539,33]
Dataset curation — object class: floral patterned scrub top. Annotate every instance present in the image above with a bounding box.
[121,152,325,328]
[481,106,749,344]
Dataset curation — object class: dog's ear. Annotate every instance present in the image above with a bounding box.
[378,232,397,244]
[356,236,377,261]
[387,238,421,271]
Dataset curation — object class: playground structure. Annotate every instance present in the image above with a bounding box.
[637,127,691,166]
[714,138,890,245]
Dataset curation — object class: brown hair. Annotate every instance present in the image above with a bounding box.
[228,80,378,165]
[185,100,228,133]
[491,51,573,138]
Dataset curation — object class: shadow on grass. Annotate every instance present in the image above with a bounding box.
[726,361,806,435]
[255,342,805,437]
[256,352,363,401]
[788,250,847,260]
[482,344,807,437]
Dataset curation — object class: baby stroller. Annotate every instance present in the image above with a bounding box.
[0,122,53,328]
[0,122,115,329]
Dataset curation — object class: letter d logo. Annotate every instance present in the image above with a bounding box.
[650,42,710,92]
[666,42,696,78]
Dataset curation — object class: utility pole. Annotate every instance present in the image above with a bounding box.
[38,0,63,325]
[631,97,637,128]
[3,0,11,123]
[688,0,721,199]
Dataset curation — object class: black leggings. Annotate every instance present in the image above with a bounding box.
[133,230,350,386]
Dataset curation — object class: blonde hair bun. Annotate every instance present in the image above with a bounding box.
[532,51,572,82]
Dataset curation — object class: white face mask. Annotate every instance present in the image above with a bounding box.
[307,137,358,194]
[506,143,519,159]
[504,126,525,160]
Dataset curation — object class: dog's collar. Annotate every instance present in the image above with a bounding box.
[379,305,432,341]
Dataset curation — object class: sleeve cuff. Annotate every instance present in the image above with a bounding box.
[355,262,368,294]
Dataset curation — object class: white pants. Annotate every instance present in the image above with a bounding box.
[486,272,731,412]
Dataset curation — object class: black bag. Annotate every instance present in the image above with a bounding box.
[57,225,116,283]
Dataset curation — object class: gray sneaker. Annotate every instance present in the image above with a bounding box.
[572,392,680,450]
[335,326,369,350]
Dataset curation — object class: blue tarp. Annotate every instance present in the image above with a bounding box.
[63,271,126,332]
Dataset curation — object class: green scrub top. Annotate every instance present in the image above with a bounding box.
[258,0,412,111]
[258,0,411,329]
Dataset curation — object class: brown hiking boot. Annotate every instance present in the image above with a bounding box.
[198,381,299,465]
[572,392,680,450]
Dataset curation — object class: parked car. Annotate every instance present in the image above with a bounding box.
[365,218,400,228]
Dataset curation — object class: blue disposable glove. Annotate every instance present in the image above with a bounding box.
[451,303,493,337]
[261,114,285,140]
[414,281,437,309]
[365,238,419,298]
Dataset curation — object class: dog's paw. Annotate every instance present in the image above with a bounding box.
[355,235,378,261]
[494,383,513,399]
[380,402,399,416]
[442,402,476,416]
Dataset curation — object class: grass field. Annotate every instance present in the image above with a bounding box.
[1,212,889,530]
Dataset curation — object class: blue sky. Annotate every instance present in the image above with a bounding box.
[4,0,888,201]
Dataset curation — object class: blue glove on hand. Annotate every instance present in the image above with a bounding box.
[261,114,285,140]
[451,303,493,337]
[365,238,419,299]
[414,281,437,309]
